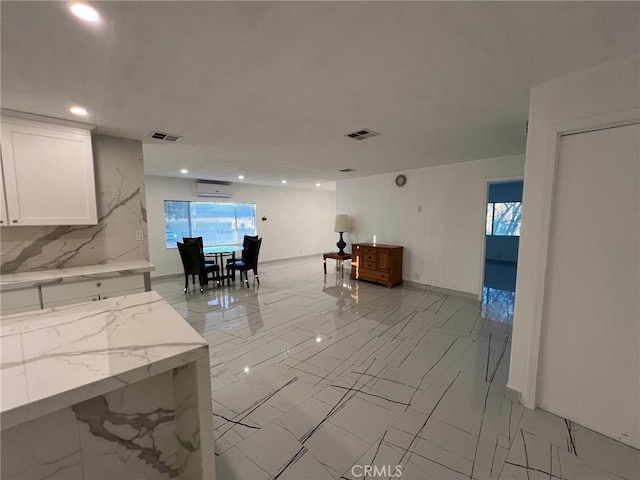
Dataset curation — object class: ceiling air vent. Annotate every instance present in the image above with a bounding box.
[149,131,183,142]
[345,129,379,141]
[339,168,356,173]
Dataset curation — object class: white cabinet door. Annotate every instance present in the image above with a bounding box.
[41,275,145,308]
[43,294,100,309]
[0,117,97,226]
[1,287,41,315]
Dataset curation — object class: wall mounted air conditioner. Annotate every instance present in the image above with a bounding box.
[196,181,234,198]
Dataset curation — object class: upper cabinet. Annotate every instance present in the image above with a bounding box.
[0,116,97,226]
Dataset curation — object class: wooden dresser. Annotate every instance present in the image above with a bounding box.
[351,243,403,288]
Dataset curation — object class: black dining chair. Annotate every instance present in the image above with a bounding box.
[227,235,258,268]
[183,236,217,264]
[182,236,204,250]
[177,241,219,293]
[227,237,262,288]
[183,236,218,282]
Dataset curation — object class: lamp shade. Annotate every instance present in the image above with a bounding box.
[334,214,351,233]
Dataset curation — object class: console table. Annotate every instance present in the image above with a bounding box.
[323,252,352,277]
[351,243,403,288]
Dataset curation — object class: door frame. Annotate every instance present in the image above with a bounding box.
[518,108,640,409]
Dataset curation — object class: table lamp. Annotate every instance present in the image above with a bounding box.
[334,214,351,255]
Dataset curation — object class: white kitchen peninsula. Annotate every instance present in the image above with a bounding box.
[0,291,215,480]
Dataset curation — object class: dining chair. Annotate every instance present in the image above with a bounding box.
[227,237,262,288]
[227,235,258,268]
[177,241,219,293]
[183,236,218,282]
[182,236,203,249]
[182,236,217,263]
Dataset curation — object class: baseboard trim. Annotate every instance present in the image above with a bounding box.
[258,253,323,265]
[403,280,481,301]
[151,253,327,280]
[151,272,182,281]
[504,385,522,404]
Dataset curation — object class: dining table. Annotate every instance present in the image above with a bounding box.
[204,245,243,285]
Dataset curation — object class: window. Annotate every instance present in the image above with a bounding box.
[164,201,256,248]
[486,202,522,236]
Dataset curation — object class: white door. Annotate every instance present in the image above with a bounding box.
[537,123,640,448]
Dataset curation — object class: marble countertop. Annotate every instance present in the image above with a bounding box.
[0,260,155,292]
[0,291,208,431]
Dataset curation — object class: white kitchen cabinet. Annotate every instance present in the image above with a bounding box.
[41,275,145,308]
[1,287,41,315]
[0,116,97,226]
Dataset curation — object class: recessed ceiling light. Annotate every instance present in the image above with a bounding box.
[180,169,188,174]
[316,183,321,187]
[238,175,244,180]
[70,3,100,22]
[69,106,88,116]
[281,180,287,184]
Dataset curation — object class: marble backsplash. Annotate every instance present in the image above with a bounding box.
[1,134,148,274]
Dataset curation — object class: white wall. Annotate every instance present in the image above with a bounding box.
[145,175,336,277]
[336,155,525,296]
[508,55,640,404]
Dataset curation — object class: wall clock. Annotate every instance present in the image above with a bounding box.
[395,174,407,187]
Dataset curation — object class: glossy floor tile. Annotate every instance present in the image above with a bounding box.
[152,256,640,480]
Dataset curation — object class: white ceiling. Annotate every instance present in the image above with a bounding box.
[2,2,638,190]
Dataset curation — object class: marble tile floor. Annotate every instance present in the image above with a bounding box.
[151,256,640,480]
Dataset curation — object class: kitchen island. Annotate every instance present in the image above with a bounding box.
[0,291,214,479]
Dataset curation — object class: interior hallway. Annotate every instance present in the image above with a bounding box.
[152,256,639,479]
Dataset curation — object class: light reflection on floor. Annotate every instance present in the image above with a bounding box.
[482,260,517,324]
[482,287,515,324]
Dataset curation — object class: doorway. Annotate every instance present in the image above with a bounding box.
[482,180,523,322]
